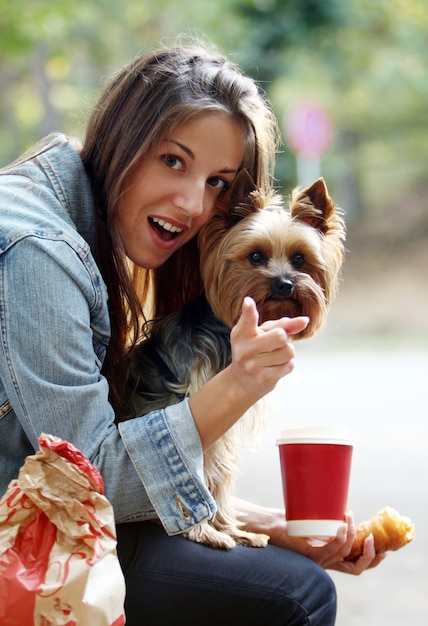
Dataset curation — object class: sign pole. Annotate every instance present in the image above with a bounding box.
[283,99,334,186]
[296,156,321,188]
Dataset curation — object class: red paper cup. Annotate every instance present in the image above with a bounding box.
[277,425,353,537]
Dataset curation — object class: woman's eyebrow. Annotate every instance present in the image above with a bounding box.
[165,139,240,175]
[167,139,195,160]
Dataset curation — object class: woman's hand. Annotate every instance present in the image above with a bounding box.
[279,512,387,575]
[189,297,308,450]
[229,297,309,401]
[234,499,387,576]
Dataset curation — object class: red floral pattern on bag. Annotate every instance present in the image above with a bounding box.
[0,434,126,626]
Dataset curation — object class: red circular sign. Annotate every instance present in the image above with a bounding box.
[283,99,334,158]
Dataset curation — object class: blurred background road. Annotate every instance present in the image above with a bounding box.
[236,343,427,626]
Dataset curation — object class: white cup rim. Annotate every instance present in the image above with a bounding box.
[276,424,354,446]
[286,519,344,537]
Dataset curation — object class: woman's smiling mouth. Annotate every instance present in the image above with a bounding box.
[149,216,184,241]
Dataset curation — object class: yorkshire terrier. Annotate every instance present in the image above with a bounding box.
[120,170,346,549]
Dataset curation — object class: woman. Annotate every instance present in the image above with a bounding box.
[0,41,383,625]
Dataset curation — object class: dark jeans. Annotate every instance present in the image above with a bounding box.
[116,521,337,626]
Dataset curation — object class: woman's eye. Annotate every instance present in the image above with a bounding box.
[207,176,228,191]
[248,251,266,266]
[162,154,183,170]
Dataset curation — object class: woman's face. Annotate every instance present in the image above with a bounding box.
[117,111,245,269]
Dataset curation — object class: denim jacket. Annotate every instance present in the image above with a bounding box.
[0,133,215,533]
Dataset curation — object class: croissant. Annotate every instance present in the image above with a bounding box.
[347,506,415,561]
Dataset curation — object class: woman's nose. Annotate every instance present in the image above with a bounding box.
[175,179,206,218]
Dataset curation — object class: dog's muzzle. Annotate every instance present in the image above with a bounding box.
[272,276,294,298]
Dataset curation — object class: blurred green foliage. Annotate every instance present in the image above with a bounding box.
[1,0,427,227]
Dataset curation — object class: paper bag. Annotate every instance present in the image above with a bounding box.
[0,434,126,625]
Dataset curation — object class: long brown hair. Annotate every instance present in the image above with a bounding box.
[80,39,280,410]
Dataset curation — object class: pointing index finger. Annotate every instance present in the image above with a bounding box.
[236,297,260,337]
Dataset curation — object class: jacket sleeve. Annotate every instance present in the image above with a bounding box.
[0,235,216,533]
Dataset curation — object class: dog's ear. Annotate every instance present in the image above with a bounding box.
[227,169,257,207]
[290,178,340,234]
[215,169,261,223]
[198,169,259,255]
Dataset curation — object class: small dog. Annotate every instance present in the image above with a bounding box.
[121,170,346,549]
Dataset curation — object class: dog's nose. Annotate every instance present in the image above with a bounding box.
[273,277,294,297]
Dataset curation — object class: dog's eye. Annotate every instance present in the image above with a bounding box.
[291,253,305,269]
[248,251,266,266]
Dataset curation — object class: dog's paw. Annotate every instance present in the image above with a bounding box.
[184,522,237,549]
[183,522,270,550]
[233,530,270,548]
